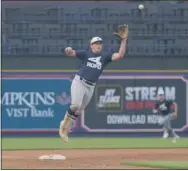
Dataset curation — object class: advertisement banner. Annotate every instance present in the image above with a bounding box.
[1,75,78,133]
[82,75,188,132]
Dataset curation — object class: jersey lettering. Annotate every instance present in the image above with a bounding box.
[159,103,167,111]
[87,57,102,69]
[76,50,113,82]
[155,100,173,115]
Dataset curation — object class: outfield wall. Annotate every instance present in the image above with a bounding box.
[2,70,188,137]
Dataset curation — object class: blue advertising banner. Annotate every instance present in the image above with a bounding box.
[2,71,188,135]
[1,75,78,133]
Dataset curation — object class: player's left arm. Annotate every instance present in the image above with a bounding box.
[171,101,178,119]
[111,38,127,61]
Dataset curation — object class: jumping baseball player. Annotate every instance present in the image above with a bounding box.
[59,24,128,142]
[153,89,180,142]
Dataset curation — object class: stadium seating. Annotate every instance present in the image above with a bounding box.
[2,1,188,56]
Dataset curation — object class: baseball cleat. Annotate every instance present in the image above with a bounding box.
[172,135,180,143]
[163,132,169,139]
[59,120,69,143]
[59,113,73,143]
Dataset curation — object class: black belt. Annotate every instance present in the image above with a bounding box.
[80,77,95,86]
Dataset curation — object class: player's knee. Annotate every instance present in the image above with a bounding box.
[67,104,81,120]
[167,128,172,132]
[70,104,81,112]
[76,109,84,115]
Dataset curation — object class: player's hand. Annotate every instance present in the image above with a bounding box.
[65,47,73,55]
[172,113,177,119]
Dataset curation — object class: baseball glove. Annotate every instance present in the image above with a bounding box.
[113,24,129,39]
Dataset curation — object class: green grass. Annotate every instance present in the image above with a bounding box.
[2,169,16,170]
[2,137,188,150]
[121,161,188,169]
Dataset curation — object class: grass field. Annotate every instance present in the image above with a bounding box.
[121,161,188,169]
[2,137,188,150]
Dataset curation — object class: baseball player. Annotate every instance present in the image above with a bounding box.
[153,89,180,142]
[59,24,129,142]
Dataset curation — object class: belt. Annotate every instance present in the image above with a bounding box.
[79,77,95,86]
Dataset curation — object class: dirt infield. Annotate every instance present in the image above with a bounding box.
[2,149,188,169]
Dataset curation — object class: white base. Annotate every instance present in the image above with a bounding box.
[39,154,66,160]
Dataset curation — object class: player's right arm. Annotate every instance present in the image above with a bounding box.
[65,47,76,56]
[65,47,86,60]
[153,102,158,113]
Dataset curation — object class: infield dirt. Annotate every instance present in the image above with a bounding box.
[2,149,188,169]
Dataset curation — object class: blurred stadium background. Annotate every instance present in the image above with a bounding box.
[1,0,188,169]
[2,0,188,70]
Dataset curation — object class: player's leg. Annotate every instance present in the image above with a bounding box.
[159,114,172,126]
[59,78,86,142]
[162,114,179,141]
[163,128,169,139]
[167,122,178,138]
[166,115,179,141]
[76,85,95,116]
[159,115,171,138]
[81,85,95,109]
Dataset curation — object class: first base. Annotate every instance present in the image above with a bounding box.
[39,154,66,160]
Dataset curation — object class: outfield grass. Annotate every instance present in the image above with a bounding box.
[121,161,188,169]
[2,137,188,150]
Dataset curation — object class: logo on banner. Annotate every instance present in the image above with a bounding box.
[2,91,70,118]
[98,89,120,107]
[96,85,123,112]
[56,92,71,105]
[124,86,176,110]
